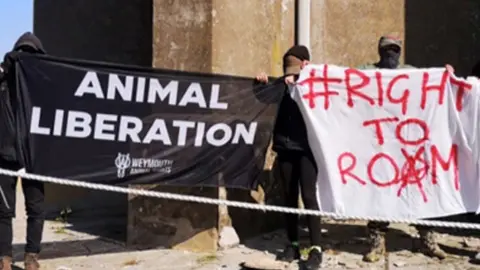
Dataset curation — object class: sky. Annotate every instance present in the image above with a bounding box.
[0,1,33,56]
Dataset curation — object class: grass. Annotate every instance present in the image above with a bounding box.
[123,259,140,266]
[196,254,218,264]
[53,206,72,234]
[54,226,67,234]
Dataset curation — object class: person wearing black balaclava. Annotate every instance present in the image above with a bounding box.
[0,32,46,270]
[255,46,322,270]
[358,35,447,263]
[357,36,414,70]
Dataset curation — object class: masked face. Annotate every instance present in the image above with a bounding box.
[378,45,401,69]
[16,45,38,53]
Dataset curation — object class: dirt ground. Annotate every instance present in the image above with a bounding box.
[10,186,480,270]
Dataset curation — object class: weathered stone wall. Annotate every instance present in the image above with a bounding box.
[310,0,405,66]
[34,0,480,251]
[33,0,153,240]
[151,0,294,76]
[309,0,480,75]
[127,0,294,251]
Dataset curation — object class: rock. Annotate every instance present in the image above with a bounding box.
[242,257,288,270]
[338,261,358,269]
[471,251,480,264]
[172,228,218,252]
[323,256,338,266]
[218,226,240,249]
[324,249,340,255]
[463,238,480,248]
[393,261,407,267]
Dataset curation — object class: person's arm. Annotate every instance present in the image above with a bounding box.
[445,64,455,74]
[255,72,291,86]
[255,72,269,84]
[0,63,5,82]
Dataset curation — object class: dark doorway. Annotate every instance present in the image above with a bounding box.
[405,0,480,77]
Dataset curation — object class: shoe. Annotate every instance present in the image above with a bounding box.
[472,252,480,263]
[0,256,12,270]
[418,229,447,260]
[304,248,322,270]
[24,253,40,270]
[276,244,300,262]
[363,229,386,263]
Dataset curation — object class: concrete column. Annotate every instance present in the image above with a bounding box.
[127,0,294,251]
[33,0,154,241]
[310,0,405,66]
[34,0,293,251]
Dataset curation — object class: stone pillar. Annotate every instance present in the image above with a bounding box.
[309,0,480,76]
[127,0,294,251]
[310,0,405,66]
[33,0,154,240]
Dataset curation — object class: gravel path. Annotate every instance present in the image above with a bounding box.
[10,185,480,270]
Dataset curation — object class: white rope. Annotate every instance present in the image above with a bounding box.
[3,167,480,230]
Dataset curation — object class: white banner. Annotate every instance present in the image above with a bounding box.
[292,64,480,219]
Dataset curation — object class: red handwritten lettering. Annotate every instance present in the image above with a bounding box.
[302,67,459,115]
[337,152,367,185]
[330,67,462,204]
[345,68,374,107]
[395,118,429,146]
[431,144,459,190]
[398,147,428,202]
[375,72,384,107]
[367,153,399,187]
[386,74,410,115]
[362,117,399,145]
[299,65,342,109]
[450,77,473,112]
[337,144,457,203]
[420,70,449,110]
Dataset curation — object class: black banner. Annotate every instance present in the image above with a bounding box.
[15,54,283,189]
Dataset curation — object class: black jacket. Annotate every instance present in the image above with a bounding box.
[0,69,16,163]
[0,32,45,169]
[272,82,310,153]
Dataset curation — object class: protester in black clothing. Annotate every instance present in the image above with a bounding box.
[256,45,322,270]
[470,61,480,78]
[0,32,46,270]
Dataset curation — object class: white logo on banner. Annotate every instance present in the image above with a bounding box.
[115,153,131,178]
[114,152,173,178]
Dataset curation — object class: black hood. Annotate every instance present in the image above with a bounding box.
[13,32,46,54]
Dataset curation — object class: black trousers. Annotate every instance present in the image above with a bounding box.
[0,160,44,257]
[275,150,321,246]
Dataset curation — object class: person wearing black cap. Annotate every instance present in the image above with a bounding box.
[256,45,322,270]
[358,35,447,263]
[0,32,46,270]
[357,36,414,70]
